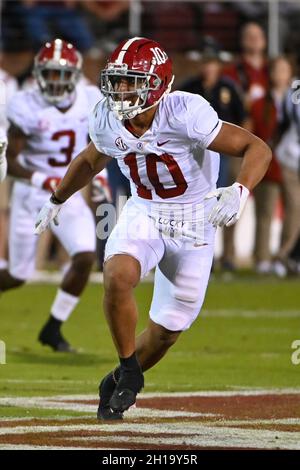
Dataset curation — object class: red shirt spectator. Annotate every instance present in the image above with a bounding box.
[224,58,269,103]
[223,22,269,106]
[250,56,293,183]
[250,95,281,183]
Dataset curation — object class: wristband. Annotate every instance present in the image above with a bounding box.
[232,182,250,199]
[50,192,65,205]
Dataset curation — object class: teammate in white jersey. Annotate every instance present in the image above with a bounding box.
[35,38,271,415]
[0,67,18,182]
[0,129,7,183]
[0,39,104,352]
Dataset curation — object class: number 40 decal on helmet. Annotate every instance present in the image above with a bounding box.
[150,47,169,65]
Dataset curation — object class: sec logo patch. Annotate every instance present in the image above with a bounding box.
[115,137,128,151]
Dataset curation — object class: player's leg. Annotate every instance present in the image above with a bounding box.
[0,270,25,291]
[101,253,144,416]
[0,183,38,293]
[60,251,95,296]
[118,240,214,373]
[38,250,95,352]
[149,241,214,333]
[135,319,181,371]
[103,246,164,415]
[103,254,141,358]
[38,194,96,352]
[98,321,180,421]
[98,200,165,419]
[0,180,10,269]
[100,240,214,420]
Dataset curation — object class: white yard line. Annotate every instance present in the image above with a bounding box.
[0,416,94,423]
[28,271,154,284]
[202,309,300,318]
[0,444,126,450]
[1,392,300,450]
[0,422,299,450]
[0,397,96,413]
[0,397,213,418]
[137,388,300,398]
[64,431,300,450]
[27,388,300,399]
[0,421,297,436]
[0,379,96,384]
[1,416,299,427]
[211,418,300,426]
[1,389,300,410]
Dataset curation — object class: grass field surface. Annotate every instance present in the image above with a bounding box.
[0,276,299,449]
[1,276,299,398]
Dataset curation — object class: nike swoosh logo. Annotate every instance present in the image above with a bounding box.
[118,391,125,396]
[157,140,170,147]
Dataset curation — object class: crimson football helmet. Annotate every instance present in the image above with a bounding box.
[100,37,174,120]
[34,39,82,104]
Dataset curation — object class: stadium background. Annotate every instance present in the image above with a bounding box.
[0,0,300,451]
[1,0,300,270]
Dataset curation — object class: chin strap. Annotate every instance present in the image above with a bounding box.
[111,75,175,121]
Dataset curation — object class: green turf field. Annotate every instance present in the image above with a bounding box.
[0,276,299,409]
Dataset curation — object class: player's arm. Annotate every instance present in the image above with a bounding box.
[54,141,112,202]
[0,128,8,183]
[205,121,272,227]
[6,124,30,179]
[208,121,272,190]
[35,142,112,234]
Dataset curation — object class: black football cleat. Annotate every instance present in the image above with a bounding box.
[109,367,144,413]
[38,324,76,353]
[97,371,123,421]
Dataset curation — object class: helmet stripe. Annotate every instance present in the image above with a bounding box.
[53,39,63,62]
[115,36,143,65]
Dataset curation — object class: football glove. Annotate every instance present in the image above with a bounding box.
[0,136,8,183]
[205,182,249,227]
[34,196,63,235]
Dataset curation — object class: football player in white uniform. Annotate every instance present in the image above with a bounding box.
[1,39,104,352]
[0,129,7,183]
[0,67,18,182]
[35,38,271,415]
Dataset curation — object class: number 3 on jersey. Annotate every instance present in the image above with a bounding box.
[124,152,188,199]
[48,130,76,167]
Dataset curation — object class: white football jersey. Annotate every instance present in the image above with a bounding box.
[0,68,18,132]
[89,91,222,208]
[7,83,103,177]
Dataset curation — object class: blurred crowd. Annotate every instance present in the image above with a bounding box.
[180,21,300,277]
[1,1,300,277]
